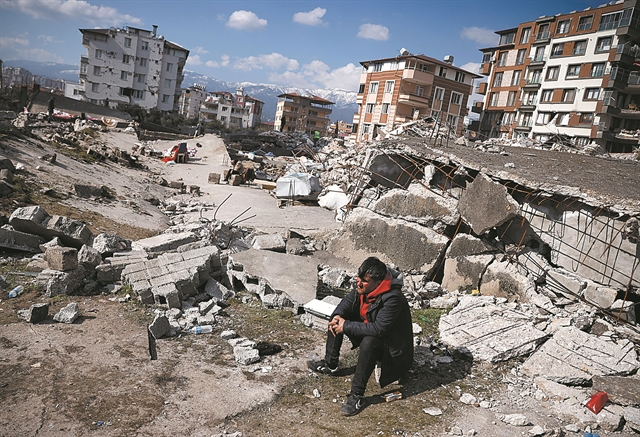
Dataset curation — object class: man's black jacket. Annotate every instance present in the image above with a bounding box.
[332,283,414,387]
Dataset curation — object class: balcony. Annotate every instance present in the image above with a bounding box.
[529,54,546,66]
[534,30,551,44]
[520,97,538,110]
[481,62,492,76]
[523,78,542,89]
[476,82,488,95]
[402,68,434,85]
[515,119,533,130]
[397,92,430,107]
[471,101,483,114]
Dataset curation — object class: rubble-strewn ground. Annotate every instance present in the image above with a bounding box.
[2,107,640,437]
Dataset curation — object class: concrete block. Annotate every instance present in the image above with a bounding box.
[285,237,305,255]
[208,173,221,184]
[46,215,93,248]
[204,277,233,302]
[441,255,494,292]
[131,231,197,253]
[148,315,170,339]
[544,268,586,301]
[154,284,182,308]
[37,266,85,297]
[520,326,640,385]
[9,205,50,236]
[169,181,184,190]
[611,299,636,324]
[230,174,242,186]
[583,281,618,309]
[479,260,531,300]
[18,303,49,323]
[0,226,46,253]
[92,233,130,254]
[458,173,519,235]
[445,234,495,258]
[252,233,286,252]
[53,302,79,324]
[45,246,78,271]
[78,245,102,267]
[234,346,260,365]
[73,184,105,198]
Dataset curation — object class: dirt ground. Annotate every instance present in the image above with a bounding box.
[2,111,640,436]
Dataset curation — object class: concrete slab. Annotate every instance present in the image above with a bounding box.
[479,260,532,301]
[520,326,640,385]
[252,233,286,252]
[439,295,548,362]
[445,234,495,258]
[131,231,197,253]
[592,375,640,406]
[441,254,494,292]
[0,226,46,253]
[37,266,86,297]
[45,246,78,271]
[228,249,319,312]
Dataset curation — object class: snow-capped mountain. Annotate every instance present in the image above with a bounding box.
[2,61,359,123]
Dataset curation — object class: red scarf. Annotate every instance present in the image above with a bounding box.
[359,273,392,323]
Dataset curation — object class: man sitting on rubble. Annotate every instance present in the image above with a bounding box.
[224,159,244,183]
[307,256,414,416]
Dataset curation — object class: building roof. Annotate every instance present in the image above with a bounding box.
[359,54,483,79]
[277,92,335,105]
[79,28,110,35]
[164,40,189,53]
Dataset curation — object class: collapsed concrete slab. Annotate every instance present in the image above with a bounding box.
[328,208,449,275]
[251,233,286,252]
[520,326,640,385]
[227,249,319,312]
[37,266,86,297]
[439,295,548,362]
[95,251,148,282]
[122,246,220,307]
[18,303,49,323]
[9,206,93,248]
[441,254,494,292]
[131,231,197,253]
[445,234,496,259]
[0,226,46,253]
[457,174,520,235]
[479,260,532,301]
[92,233,131,255]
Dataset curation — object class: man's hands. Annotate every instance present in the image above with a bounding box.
[328,315,345,336]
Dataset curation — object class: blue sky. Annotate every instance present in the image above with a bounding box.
[0,0,602,91]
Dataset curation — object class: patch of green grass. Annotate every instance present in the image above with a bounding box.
[412,307,448,338]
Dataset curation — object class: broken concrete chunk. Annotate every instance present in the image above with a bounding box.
[45,215,93,248]
[53,302,79,324]
[0,226,46,253]
[131,231,197,253]
[583,281,618,309]
[441,255,494,292]
[458,173,519,235]
[148,315,171,339]
[92,233,131,255]
[500,413,531,427]
[233,346,260,365]
[45,246,78,271]
[610,299,636,324]
[479,260,531,301]
[18,303,49,323]
[445,234,495,259]
[520,326,640,385]
[285,238,305,255]
[37,266,86,297]
[204,277,233,302]
[252,233,286,252]
[221,330,237,340]
[78,245,102,268]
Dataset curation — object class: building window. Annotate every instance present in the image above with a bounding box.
[133,90,145,99]
[493,72,503,87]
[121,71,128,80]
[381,103,390,114]
[162,94,170,103]
[438,67,447,77]
[551,43,564,57]
[541,89,553,102]
[482,53,492,64]
[139,58,147,67]
[369,82,379,94]
[95,49,102,59]
[572,40,587,56]
[507,91,517,106]
[578,15,593,31]
[498,32,515,45]
[447,114,458,127]
[384,80,395,93]
[511,70,522,86]
[164,79,172,88]
[434,87,444,101]
[575,137,590,146]
[167,63,174,72]
[141,41,148,50]
[579,113,594,125]
[489,92,499,107]
[536,23,550,40]
[536,112,553,125]
[546,66,559,80]
[451,92,462,105]
[503,112,515,125]
[431,110,440,120]
[516,49,526,65]
[124,37,131,48]
[562,89,576,103]
[358,83,365,94]
[566,64,581,78]
[590,63,605,77]
[122,54,131,63]
[497,51,508,67]
[528,69,541,84]
[373,63,382,72]
[600,11,626,31]
[455,71,466,83]
[138,74,146,83]
[363,124,371,134]
[556,19,571,34]
[595,36,612,53]
[584,88,600,100]
[365,103,374,113]
[519,27,531,44]
[416,85,424,97]
[91,82,99,92]
[93,66,101,76]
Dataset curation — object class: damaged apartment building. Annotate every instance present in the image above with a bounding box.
[477,0,640,153]
[351,51,481,143]
[79,25,189,111]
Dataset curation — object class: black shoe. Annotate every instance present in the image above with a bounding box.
[340,393,367,416]
[307,359,338,375]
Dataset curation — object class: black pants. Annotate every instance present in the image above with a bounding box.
[325,330,383,396]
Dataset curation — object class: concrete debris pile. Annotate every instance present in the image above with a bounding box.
[382,118,459,142]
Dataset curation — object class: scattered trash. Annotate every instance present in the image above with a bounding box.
[384,391,402,402]
[189,325,213,334]
[313,388,321,398]
[8,285,24,298]
[585,391,608,414]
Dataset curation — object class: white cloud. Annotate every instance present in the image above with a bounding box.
[205,55,230,68]
[187,54,203,66]
[357,23,389,41]
[293,7,326,26]
[0,36,29,47]
[460,27,497,45]
[38,35,62,44]
[459,62,480,74]
[0,0,142,26]
[226,10,267,30]
[233,52,298,72]
[220,54,230,67]
[194,46,209,55]
[269,61,361,90]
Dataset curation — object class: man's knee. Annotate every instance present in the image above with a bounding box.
[359,335,383,352]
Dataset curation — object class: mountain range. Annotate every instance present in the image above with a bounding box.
[2,60,358,122]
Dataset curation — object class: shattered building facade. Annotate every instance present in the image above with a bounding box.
[274,93,334,136]
[178,84,207,120]
[477,0,640,153]
[79,25,189,111]
[199,88,264,129]
[351,52,481,143]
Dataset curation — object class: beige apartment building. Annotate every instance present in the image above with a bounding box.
[477,0,640,152]
[274,93,334,136]
[352,52,481,143]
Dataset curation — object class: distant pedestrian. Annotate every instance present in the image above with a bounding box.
[47,96,55,122]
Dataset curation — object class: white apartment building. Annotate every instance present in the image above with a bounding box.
[199,88,264,129]
[79,25,189,111]
[64,82,85,101]
[178,84,207,120]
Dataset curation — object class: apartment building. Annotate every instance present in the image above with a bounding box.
[329,120,354,138]
[274,93,334,136]
[178,84,207,120]
[79,25,189,111]
[199,88,264,129]
[478,0,640,152]
[352,52,481,143]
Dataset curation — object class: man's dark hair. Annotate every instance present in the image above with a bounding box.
[358,257,388,281]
